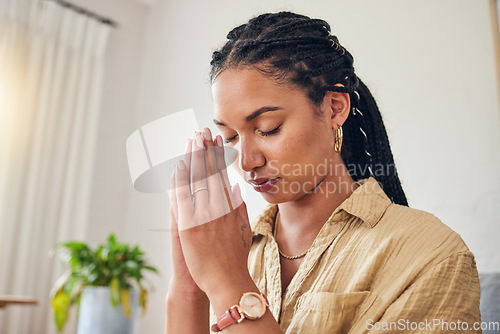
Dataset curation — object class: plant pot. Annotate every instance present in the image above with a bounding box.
[77,286,139,334]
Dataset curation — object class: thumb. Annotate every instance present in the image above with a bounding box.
[169,170,179,232]
[231,183,248,221]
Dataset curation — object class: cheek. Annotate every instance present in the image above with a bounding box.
[288,123,332,157]
[283,128,333,176]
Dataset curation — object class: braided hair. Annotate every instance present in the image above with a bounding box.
[210,12,408,206]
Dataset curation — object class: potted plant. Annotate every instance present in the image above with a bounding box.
[50,234,158,334]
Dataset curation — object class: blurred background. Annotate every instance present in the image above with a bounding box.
[1,0,499,333]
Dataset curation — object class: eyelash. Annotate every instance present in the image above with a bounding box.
[259,125,282,137]
[223,125,282,144]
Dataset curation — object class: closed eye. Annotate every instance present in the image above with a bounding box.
[258,125,281,137]
[223,125,282,144]
[224,135,237,144]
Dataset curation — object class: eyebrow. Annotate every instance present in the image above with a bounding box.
[213,106,282,126]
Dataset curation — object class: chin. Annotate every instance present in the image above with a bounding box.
[256,190,285,204]
[260,197,288,205]
[258,189,304,204]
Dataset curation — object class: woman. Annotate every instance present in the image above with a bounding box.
[166,12,481,333]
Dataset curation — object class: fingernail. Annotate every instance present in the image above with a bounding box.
[203,128,212,141]
[216,135,223,147]
[178,159,186,170]
[185,140,191,152]
[195,133,204,148]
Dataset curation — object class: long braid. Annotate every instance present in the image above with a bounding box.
[210,12,408,206]
[345,80,408,205]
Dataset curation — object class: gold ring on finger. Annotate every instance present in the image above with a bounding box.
[191,186,208,197]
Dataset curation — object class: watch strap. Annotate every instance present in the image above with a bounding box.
[211,292,269,332]
[211,305,243,332]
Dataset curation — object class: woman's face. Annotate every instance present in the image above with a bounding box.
[212,67,342,204]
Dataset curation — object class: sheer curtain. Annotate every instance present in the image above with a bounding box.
[0,1,111,333]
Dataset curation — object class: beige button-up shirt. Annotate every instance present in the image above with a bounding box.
[211,177,481,333]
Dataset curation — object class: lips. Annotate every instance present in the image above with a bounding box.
[248,177,281,193]
[248,178,273,186]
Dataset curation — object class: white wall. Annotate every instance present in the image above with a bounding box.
[78,0,500,333]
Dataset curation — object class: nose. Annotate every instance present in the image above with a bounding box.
[236,137,265,172]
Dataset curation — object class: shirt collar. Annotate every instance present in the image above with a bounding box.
[251,177,392,237]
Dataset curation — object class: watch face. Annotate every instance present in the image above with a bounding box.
[240,293,266,319]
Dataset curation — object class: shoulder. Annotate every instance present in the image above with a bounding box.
[372,202,470,261]
[354,203,479,292]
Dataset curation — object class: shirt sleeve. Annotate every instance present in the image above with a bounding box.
[367,250,482,334]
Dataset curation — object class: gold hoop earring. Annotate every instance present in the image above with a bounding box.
[334,126,343,154]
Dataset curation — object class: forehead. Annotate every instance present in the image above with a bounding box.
[212,68,303,119]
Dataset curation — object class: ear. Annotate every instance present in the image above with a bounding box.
[321,84,351,131]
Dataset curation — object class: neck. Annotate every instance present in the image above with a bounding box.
[277,160,359,235]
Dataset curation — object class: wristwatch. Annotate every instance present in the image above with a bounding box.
[211,292,269,332]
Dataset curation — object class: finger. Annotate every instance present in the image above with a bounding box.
[170,169,179,227]
[211,135,233,214]
[175,160,195,230]
[169,171,182,262]
[214,135,238,210]
[203,129,227,216]
[190,132,209,216]
[231,183,245,215]
[183,139,193,182]
[174,139,193,196]
[212,135,227,181]
[202,128,217,176]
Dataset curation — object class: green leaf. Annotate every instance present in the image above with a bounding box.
[57,241,88,250]
[120,289,131,318]
[110,277,120,308]
[75,292,82,321]
[144,265,158,273]
[107,234,117,246]
[132,245,144,256]
[139,287,147,313]
[51,289,71,332]
[49,271,71,298]
[100,247,109,261]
